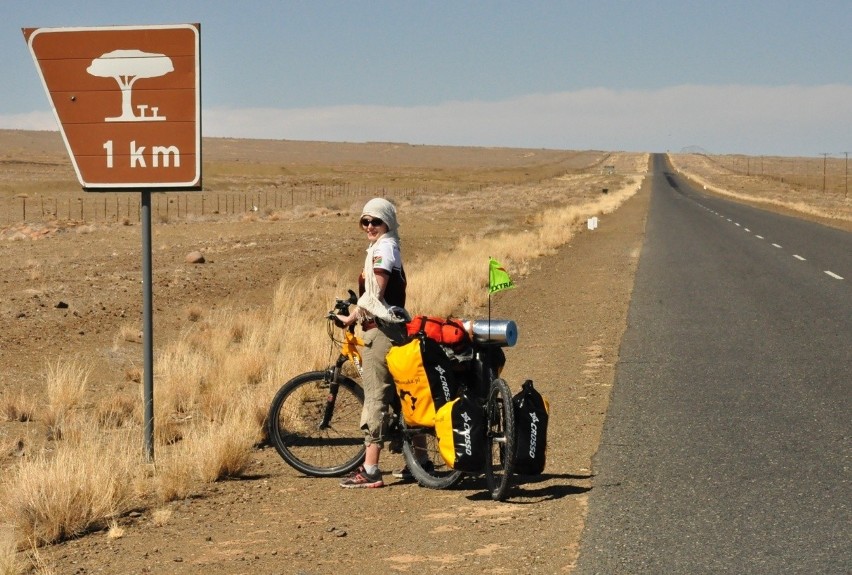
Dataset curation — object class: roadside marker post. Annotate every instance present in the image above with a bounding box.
[24,24,202,462]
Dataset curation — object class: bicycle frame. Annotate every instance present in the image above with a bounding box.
[337,328,364,375]
[319,327,363,429]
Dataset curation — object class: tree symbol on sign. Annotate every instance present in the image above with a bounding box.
[87,49,174,122]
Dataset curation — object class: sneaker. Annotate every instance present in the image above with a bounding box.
[392,461,434,481]
[339,466,384,489]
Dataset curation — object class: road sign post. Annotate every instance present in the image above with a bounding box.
[24,24,202,461]
[141,191,155,461]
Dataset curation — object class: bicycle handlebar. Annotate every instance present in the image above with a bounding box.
[327,289,359,328]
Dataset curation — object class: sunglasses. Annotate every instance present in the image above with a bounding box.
[360,218,384,228]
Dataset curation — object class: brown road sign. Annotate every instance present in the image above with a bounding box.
[23,24,201,190]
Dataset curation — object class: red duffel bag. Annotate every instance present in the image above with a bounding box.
[406,315,471,351]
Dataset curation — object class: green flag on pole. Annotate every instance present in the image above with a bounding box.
[488,258,515,294]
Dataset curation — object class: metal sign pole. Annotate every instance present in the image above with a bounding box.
[141,190,155,462]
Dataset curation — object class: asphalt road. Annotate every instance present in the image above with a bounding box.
[575,154,851,574]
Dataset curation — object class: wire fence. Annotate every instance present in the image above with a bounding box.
[0,183,436,227]
[710,154,850,198]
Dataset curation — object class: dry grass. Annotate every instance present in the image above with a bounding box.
[185,305,204,322]
[151,403,258,502]
[157,353,206,414]
[42,360,89,441]
[0,527,22,575]
[124,366,142,384]
[106,520,124,540]
[152,449,196,503]
[113,324,142,347]
[192,409,259,482]
[1,437,25,459]
[1,388,36,423]
[0,427,142,546]
[150,508,172,527]
[94,394,138,429]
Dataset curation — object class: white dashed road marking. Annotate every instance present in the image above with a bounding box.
[697,199,845,282]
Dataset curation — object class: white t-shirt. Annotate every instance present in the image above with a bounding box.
[371,236,403,273]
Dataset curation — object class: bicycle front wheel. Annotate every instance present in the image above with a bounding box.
[484,378,516,501]
[401,422,464,489]
[267,371,365,477]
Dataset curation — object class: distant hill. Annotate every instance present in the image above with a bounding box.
[680,145,709,154]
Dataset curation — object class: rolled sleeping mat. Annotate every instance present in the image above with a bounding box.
[462,319,518,347]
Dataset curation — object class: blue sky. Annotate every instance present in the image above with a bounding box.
[4,1,851,156]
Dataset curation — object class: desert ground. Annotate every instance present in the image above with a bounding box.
[0,130,848,574]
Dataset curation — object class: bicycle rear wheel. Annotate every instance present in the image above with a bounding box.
[401,422,464,489]
[267,371,365,477]
[484,378,516,501]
